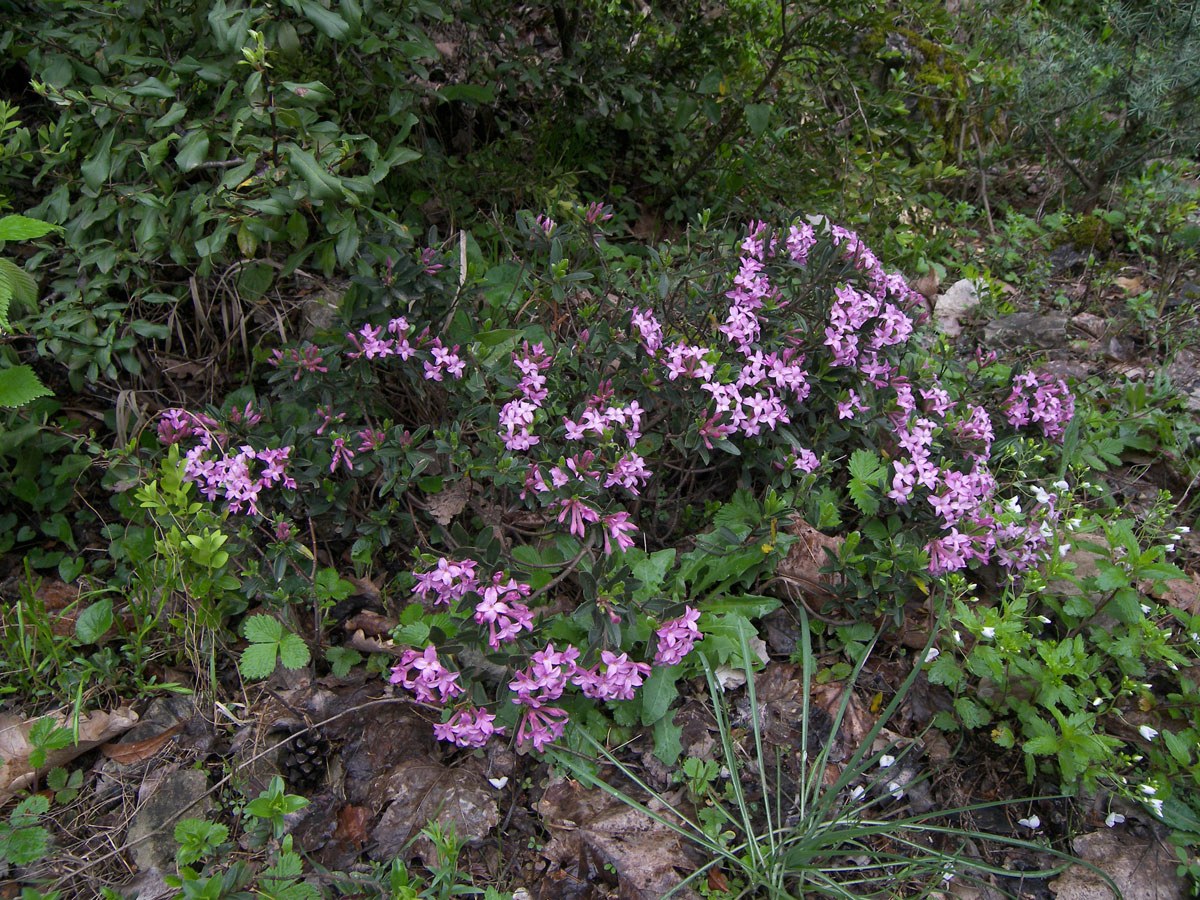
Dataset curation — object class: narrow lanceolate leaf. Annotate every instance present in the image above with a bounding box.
[0,215,59,241]
[0,366,52,408]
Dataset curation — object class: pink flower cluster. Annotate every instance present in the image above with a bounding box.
[389,644,464,704]
[1003,371,1075,441]
[268,344,327,381]
[499,342,553,450]
[412,559,535,649]
[157,409,295,516]
[433,706,504,748]
[653,607,702,666]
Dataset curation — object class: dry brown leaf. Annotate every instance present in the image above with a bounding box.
[772,520,844,605]
[0,707,138,802]
[101,723,182,764]
[369,758,498,864]
[537,778,703,900]
[1114,275,1145,296]
[811,682,874,761]
[343,610,397,637]
[347,575,382,602]
[912,271,940,300]
[426,477,471,526]
[333,804,371,849]
[347,629,404,657]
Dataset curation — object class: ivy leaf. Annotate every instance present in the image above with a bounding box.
[240,642,280,679]
[277,632,311,670]
[243,614,282,644]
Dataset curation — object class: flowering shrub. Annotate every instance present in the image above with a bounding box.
[149,207,1083,756]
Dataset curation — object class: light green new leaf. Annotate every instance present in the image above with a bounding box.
[75,597,114,643]
[243,614,283,644]
[0,215,59,241]
[0,366,52,408]
[240,642,280,679]
[277,632,310,670]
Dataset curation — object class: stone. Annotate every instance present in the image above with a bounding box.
[983,311,1069,349]
[933,279,981,337]
[1049,245,1088,274]
[125,767,212,873]
[1049,828,1186,900]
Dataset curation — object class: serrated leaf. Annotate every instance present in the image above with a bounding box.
[848,479,880,516]
[847,449,883,482]
[1,821,48,865]
[240,642,279,679]
[0,215,59,241]
[954,696,990,728]
[1108,586,1143,624]
[277,632,311,669]
[0,365,52,408]
[325,646,362,678]
[243,614,283,644]
[1023,735,1060,755]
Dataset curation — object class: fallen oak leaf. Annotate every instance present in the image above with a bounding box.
[333,804,371,849]
[100,722,183,765]
[0,707,138,803]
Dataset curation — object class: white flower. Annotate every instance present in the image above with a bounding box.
[922,647,940,663]
[954,630,962,644]
[1105,812,1125,827]
[1179,526,1191,534]
[1033,486,1053,505]
[1058,543,1071,557]
[1038,615,1052,624]
[887,780,905,800]
[1067,518,1082,530]
[1165,543,1175,552]
[1148,798,1165,817]
[1140,604,1151,615]
[1017,816,1041,829]
[1003,496,1022,514]
[1138,725,1158,741]
[1140,784,1158,796]
[1093,697,1104,707]
[879,754,896,768]
[488,776,509,789]
[941,866,955,884]
[1052,480,1070,492]
[981,626,996,639]
[850,785,866,801]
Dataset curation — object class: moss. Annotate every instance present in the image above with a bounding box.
[1066,215,1114,252]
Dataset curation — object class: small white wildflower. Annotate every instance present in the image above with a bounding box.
[1140,784,1158,796]
[879,754,896,769]
[1059,543,1071,557]
[1052,480,1070,492]
[1191,633,1200,643]
[1067,518,1082,531]
[1017,816,1041,829]
[1139,725,1158,741]
[488,776,509,789]
[922,647,940,663]
[981,626,996,639]
[1105,812,1126,827]
[1033,486,1053,505]
[1148,798,1165,817]
[941,866,955,884]
[1141,604,1152,615]
[954,630,962,644]
[850,785,866,801]
[1039,521,1055,539]
[1093,697,1104,707]
[1179,526,1191,534]
[1038,615,1052,624]
[887,780,905,800]
[1003,496,1022,514]
[1164,543,1175,553]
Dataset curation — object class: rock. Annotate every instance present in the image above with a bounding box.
[983,312,1068,349]
[1164,280,1199,311]
[1050,828,1187,900]
[1069,312,1108,339]
[933,279,981,337]
[125,767,212,873]
[1166,349,1200,391]
[1049,245,1089,274]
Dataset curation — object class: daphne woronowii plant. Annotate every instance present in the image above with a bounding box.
[145,204,1081,757]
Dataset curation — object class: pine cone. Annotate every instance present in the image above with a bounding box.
[281,727,330,791]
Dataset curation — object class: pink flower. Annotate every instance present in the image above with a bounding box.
[653,607,702,666]
[330,436,355,473]
[434,706,504,748]
[557,497,600,538]
[602,511,638,555]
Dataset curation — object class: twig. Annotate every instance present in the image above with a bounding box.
[972,127,996,236]
[527,535,595,603]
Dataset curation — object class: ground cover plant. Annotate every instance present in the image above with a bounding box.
[1,0,1199,898]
